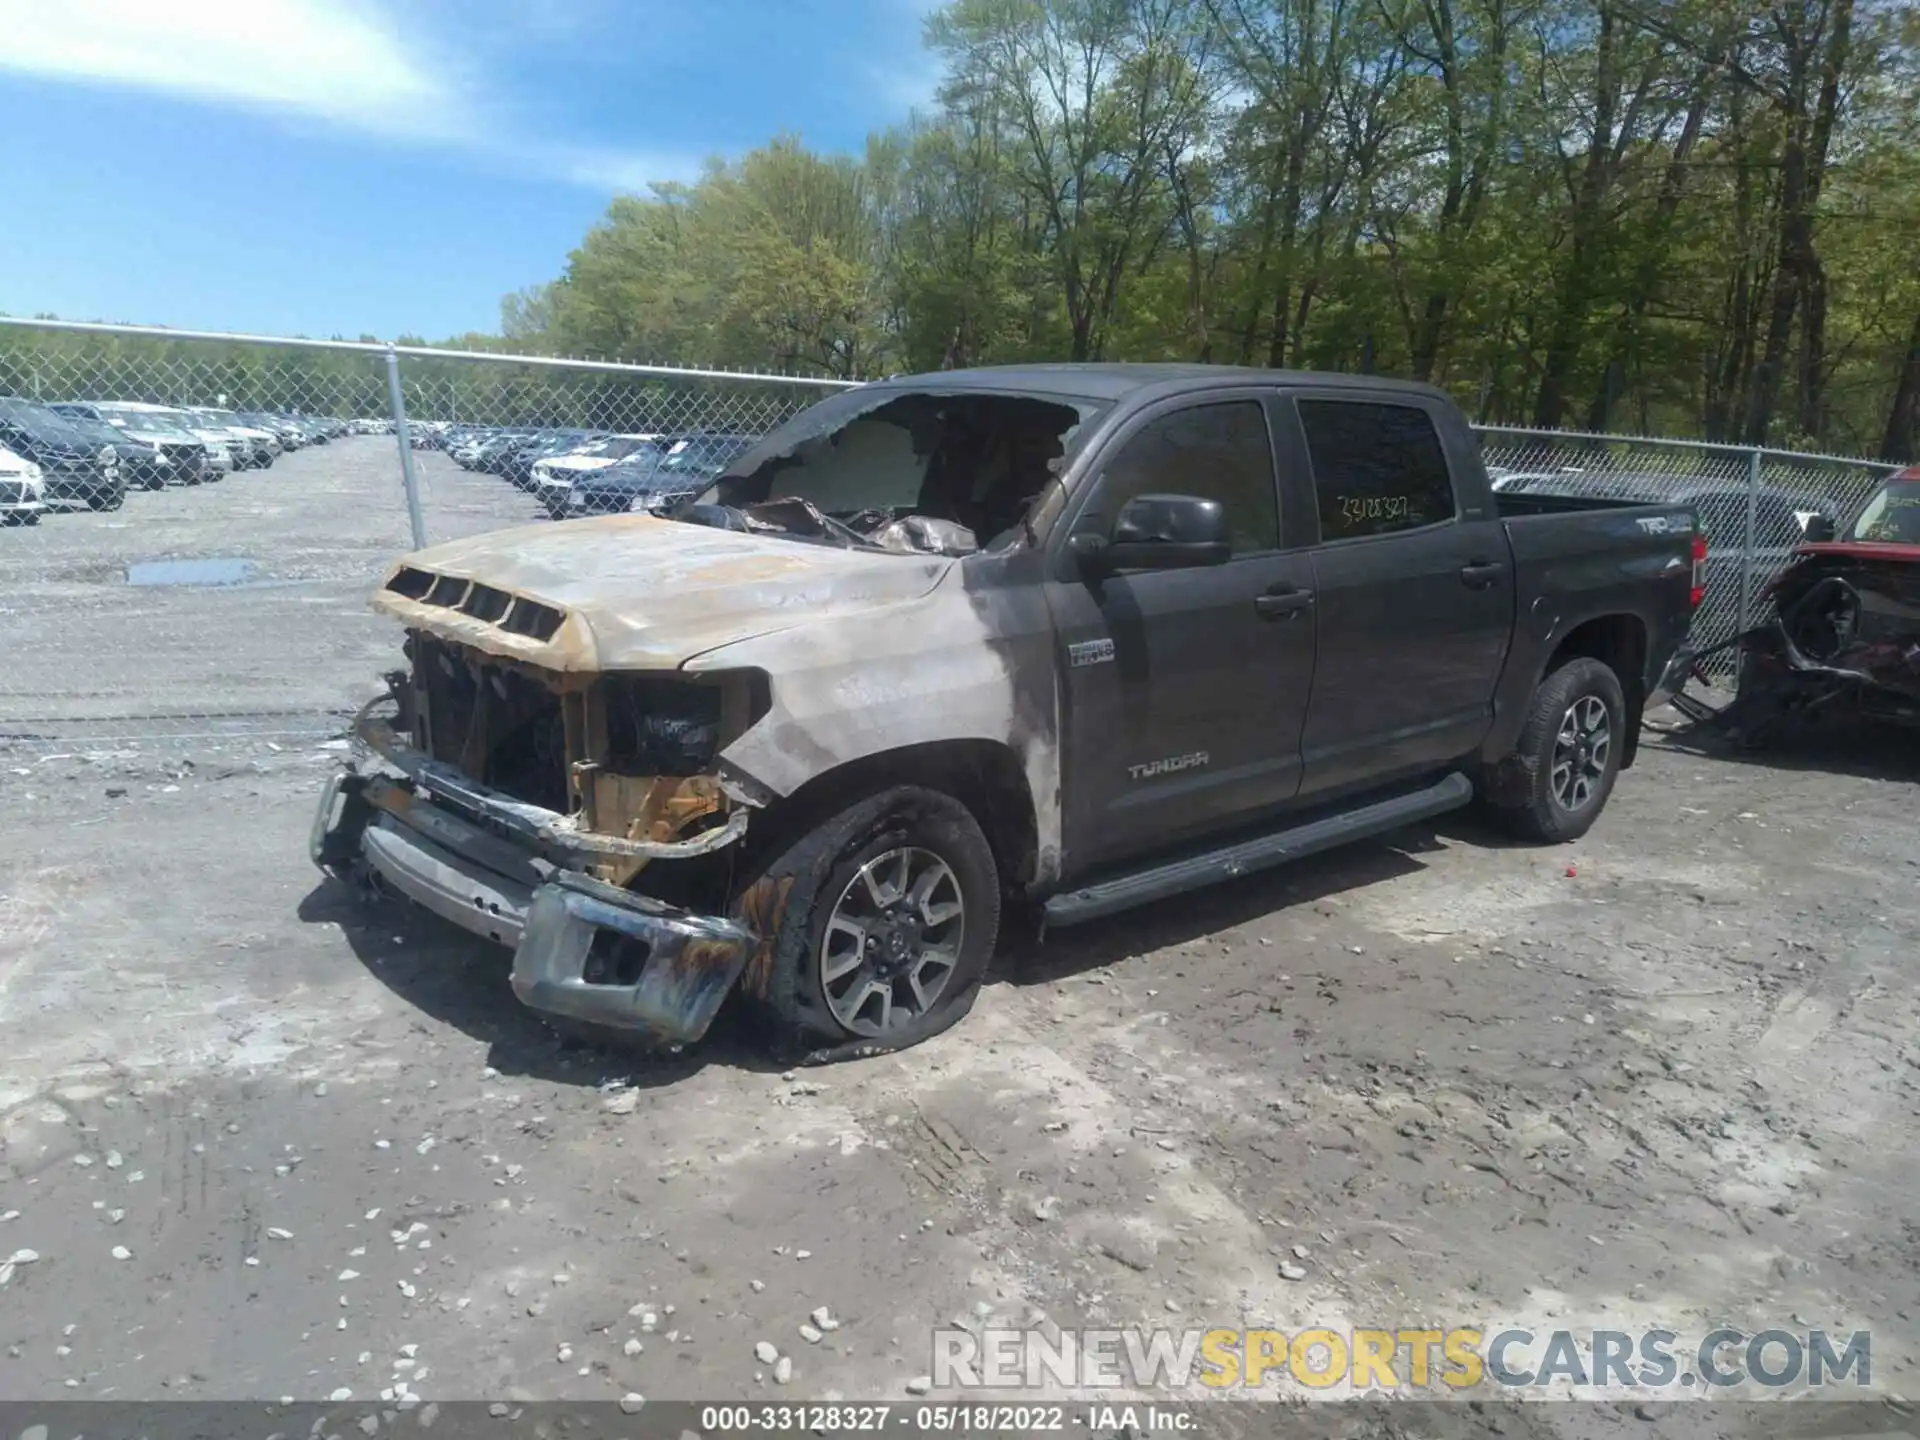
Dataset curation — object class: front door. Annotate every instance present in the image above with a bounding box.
[1046,394,1317,871]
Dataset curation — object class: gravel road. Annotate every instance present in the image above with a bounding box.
[1,442,1915,1437]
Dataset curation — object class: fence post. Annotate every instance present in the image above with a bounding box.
[384,345,429,551]
[1737,446,1762,635]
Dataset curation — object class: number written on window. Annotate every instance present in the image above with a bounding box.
[1298,400,1457,541]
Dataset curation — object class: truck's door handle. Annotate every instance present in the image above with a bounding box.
[1460,560,1505,589]
[1255,586,1315,619]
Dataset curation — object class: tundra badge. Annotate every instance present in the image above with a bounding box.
[1128,751,1210,781]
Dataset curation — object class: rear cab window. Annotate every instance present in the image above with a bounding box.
[1297,399,1458,541]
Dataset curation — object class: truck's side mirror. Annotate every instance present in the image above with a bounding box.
[1801,513,1836,543]
[1073,493,1231,574]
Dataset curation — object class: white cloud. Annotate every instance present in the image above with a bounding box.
[0,0,813,197]
[551,146,710,195]
[0,0,469,140]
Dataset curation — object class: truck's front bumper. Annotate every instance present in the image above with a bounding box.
[311,767,756,1046]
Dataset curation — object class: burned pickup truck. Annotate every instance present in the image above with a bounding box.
[313,365,1704,1061]
[1674,465,1920,743]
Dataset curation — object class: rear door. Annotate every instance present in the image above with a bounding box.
[1284,393,1513,799]
[1047,391,1317,869]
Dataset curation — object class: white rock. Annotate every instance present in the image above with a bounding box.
[1279,1261,1308,1281]
[623,1338,644,1357]
[398,1281,417,1298]
[330,1387,353,1401]
[774,1356,793,1385]
[798,1324,822,1344]
[1291,1243,1309,1260]
[754,1341,779,1365]
[619,1394,646,1415]
[794,1249,812,1259]
[602,1089,640,1115]
[339,1270,361,1281]
[488,1402,510,1418]
[811,1306,838,1331]
[110,1245,132,1260]
[399,1344,418,1358]
[268,1227,294,1241]
[108,1209,125,1224]
[556,1345,573,1363]
[749,1280,765,1293]
[244,1256,260,1267]
[905,1375,933,1395]
[105,1151,124,1169]
[73,1155,94,1167]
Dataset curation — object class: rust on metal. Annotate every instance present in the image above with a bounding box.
[735,873,796,999]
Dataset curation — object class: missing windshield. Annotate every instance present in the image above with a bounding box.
[699,390,1102,554]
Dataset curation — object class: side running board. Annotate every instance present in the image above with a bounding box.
[1042,771,1475,928]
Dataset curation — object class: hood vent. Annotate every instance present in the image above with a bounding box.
[385,567,564,642]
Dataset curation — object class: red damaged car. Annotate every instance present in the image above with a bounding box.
[1700,466,1920,741]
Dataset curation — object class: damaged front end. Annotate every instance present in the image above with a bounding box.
[1674,546,1920,746]
[311,627,765,1046]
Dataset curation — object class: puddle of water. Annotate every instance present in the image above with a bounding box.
[126,558,259,587]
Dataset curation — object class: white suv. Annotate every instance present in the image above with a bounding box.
[0,442,46,525]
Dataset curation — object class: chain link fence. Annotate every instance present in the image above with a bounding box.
[1477,427,1900,661]
[0,317,851,754]
[0,315,1902,754]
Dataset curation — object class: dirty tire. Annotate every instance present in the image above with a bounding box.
[736,786,1000,1065]
[1486,656,1626,844]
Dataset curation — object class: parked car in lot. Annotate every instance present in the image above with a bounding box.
[531,434,663,517]
[51,402,211,487]
[101,403,235,478]
[0,396,125,510]
[314,363,1705,1060]
[565,431,759,516]
[186,408,279,468]
[503,430,600,489]
[556,431,747,516]
[0,441,46,525]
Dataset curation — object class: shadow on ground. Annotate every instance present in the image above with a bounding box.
[296,878,781,1090]
[300,814,1511,1080]
[1645,709,1920,784]
[994,819,1467,989]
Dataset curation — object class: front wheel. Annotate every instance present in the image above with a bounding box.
[737,786,1001,1063]
[1484,657,1626,844]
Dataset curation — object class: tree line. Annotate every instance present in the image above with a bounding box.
[506,0,1919,460]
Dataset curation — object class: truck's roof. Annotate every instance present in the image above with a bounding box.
[874,363,1451,405]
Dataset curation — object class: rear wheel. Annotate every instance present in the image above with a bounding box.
[88,481,127,513]
[736,786,1001,1063]
[1484,657,1625,844]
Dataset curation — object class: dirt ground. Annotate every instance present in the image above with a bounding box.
[1,442,1916,1437]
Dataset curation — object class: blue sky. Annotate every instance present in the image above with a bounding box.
[0,0,944,341]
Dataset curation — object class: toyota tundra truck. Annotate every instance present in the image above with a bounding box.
[312,365,1705,1062]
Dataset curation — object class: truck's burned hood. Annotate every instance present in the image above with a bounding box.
[369,514,954,672]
